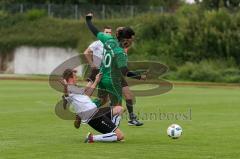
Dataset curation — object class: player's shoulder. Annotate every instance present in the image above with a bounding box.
[89,40,103,48]
[97,32,113,40]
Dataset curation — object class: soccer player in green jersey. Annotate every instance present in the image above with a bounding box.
[86,13,145,106]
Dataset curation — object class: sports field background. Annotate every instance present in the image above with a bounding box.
[0,79,239,159]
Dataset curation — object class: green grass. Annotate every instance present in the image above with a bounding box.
[0,80,240,159]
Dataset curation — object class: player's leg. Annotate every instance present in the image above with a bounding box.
[86,107,124,143]
[95,106,123,127]
[111,105,124,127]
[85,128,124,143]
[97,87,109,106]
[108,80,123,106]
[122,85,144,126]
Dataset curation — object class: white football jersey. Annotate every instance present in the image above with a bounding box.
[88,40,104,68]
[65,85,97,122]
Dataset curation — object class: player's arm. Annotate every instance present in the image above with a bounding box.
[86,13,112,43]
[117,52,146,80]
[61,79,69,109]
[86,13,99,37]
[84,47,96,68]
[84,73,102,96]
[121,67,146,80]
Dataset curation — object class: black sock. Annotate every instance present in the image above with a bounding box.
[126,99,134,117]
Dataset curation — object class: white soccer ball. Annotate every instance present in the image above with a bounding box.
[167,124,183,139]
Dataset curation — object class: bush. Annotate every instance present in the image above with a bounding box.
[168,60,240,83]
[0,5,240,83]
[25,9,47,21]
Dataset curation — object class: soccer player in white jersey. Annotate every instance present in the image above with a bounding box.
[83,26,144,127]
[62,68,124,143]
[84,26,112,70]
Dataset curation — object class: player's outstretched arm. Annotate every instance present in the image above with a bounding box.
[121,67,146,80]
[86,13,99,37]
[84,73,102,96]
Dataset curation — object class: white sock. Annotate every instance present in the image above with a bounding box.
[93,133,117,142]
[112,115,121,127]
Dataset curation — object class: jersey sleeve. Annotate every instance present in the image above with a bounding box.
[97,32,112,44]
[88,41,98,51]
[116,52,128,68]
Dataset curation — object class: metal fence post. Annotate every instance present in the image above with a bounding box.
[102,4,105,19]
[160,6,163,13]
[130,5,134,17]
[20,4,23,13]
[75,5,78,19]
[48,3,51,17]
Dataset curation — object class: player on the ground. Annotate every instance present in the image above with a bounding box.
[73,26,112,129]
[62,68,124,143]
[85,13,146,117]
[83,26,143,126]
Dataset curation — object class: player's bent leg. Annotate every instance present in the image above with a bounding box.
[86,116,123,142]
[112,105,124,116]
[122,86,133,100]
[111,106,123,127]
[85,132,118,143]
[122,86,144,126]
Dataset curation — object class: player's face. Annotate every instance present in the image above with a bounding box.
[104,28,112,35]
[72,70,78,84]
[123,36,134,48]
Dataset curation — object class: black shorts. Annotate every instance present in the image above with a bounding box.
[87,68,100,82]
[88,107,117,134]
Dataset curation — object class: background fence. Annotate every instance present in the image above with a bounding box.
[0,3,165,19]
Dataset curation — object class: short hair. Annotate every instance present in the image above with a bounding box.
[104,26,112,30]
[62,69,73,81]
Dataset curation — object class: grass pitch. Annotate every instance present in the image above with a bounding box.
[0,80,239,159]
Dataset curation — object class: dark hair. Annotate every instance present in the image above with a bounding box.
[62,69,73,81]
[116,27,135,41]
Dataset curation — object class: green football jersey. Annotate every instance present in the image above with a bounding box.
[97,32,128,80]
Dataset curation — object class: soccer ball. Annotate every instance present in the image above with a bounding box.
[167,124,183,139]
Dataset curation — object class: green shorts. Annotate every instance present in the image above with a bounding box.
[98,77,122,106]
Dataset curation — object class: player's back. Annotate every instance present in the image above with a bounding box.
[97,32,127,82]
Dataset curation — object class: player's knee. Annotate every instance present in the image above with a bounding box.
[113,106,123,115]
[124,92,132,100]
[123,87,133,100]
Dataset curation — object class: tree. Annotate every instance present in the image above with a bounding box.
[200,0,240,9]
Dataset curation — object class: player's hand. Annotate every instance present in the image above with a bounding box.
[90,64,97,69]
[140,74,147,80]
[95,73,102,83]
[86,13,93,20]
[62,95,68,110]
[140,70,149,80]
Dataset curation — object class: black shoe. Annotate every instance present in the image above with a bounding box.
[128,113,143,126]
[74,115,81,129]
[128,119,144,126]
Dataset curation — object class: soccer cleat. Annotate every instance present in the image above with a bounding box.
[128,119,144,126]
[74,115,81,129]
[84,132,94,143]
[128,113,144,126]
